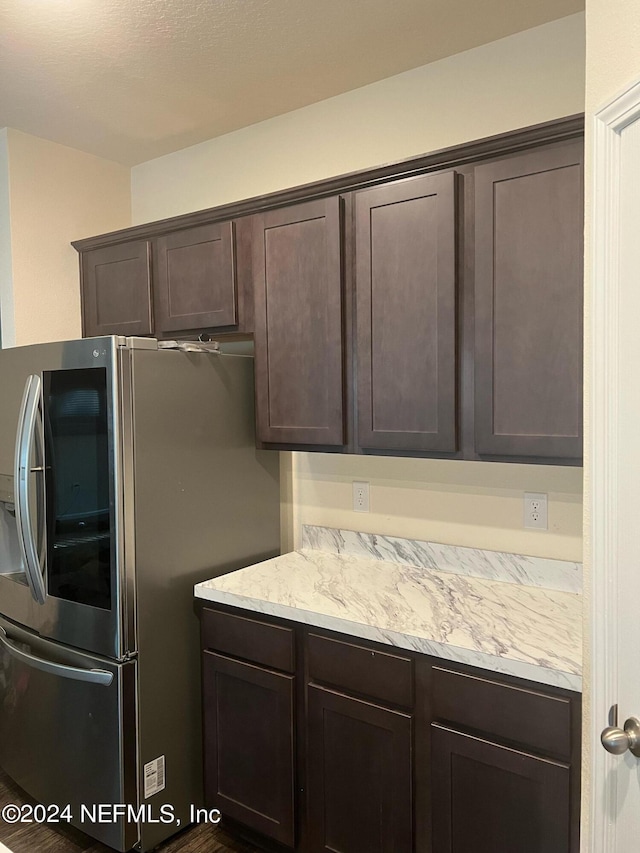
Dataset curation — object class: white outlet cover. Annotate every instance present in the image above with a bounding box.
[524,492,548,530]
[352,481,370,513]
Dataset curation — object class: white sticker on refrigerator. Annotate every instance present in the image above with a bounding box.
[143,755,165,798]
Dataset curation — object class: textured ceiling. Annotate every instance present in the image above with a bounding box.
[0,0,584,166]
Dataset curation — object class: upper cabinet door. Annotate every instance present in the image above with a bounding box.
[474,141,584,460]
[81,240,153,337]
[253,198,345,446]
[154,222,237,334]
[356,173,457,452]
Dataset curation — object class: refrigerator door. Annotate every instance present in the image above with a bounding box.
[0,337,129,659]
[0,341,49,636]
[0,616,138,851]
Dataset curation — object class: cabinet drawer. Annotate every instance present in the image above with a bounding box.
[431,666,572,758]
[202,608,294,673]
[307,633,413,708]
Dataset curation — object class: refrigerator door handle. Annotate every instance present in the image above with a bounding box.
[14,374,47,605]
[0,629,113,686]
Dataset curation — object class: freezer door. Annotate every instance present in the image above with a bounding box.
[0,617,138,851]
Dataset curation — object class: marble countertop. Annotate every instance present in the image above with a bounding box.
[195,539,582,692]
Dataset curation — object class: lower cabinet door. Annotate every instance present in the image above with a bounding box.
[431,724,571,853]
[202,651,295,846]
[307,684,413,853]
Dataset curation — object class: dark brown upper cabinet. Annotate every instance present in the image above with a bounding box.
[474,140,584,460]
[81,240,153,337]
[253,198,345,446]
[355,172,457,453]
[74,116,584,465]
[153,222,237,334]
[76,218,252,340]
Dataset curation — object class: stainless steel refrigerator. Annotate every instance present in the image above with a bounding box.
[0,336,280,851]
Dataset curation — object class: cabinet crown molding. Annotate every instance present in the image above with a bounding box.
[72,114,584,252]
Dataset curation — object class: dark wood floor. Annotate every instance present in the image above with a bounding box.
[0,769,259,853]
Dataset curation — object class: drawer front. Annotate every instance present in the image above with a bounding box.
[431,666,572,758]
[202,608,295,673]
[307,633,414,708]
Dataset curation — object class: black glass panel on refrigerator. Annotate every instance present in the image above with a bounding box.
[43,368,112,610]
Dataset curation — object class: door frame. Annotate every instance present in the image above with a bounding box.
[590,75,640,851]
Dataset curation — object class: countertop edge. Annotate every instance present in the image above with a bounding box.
[195,584,582,693]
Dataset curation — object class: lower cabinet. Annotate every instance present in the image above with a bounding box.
[200,605,581,853]
[201,607,297,847]
[431,725,571,853]
[202,651,295,847]
[307,685,412,853]
[428,664,578,853]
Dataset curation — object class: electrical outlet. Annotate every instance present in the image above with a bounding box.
[524,492,548,530]
[352,481,370,513]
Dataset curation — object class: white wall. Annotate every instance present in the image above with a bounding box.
[581,0,640,848]
[132,13,586,562]
[2,130,131,347]
[132,13,585,223]
[0,130,14,347]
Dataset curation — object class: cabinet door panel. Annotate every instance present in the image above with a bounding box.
[356,172,457,452]
[81,241,152,337]
[203,651,295,847]
[154,222,237,333]
[307,685,412,853]
[474,141,583,459]
[253,198,344,445]
[431,724,571,853]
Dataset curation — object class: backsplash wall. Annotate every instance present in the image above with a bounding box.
[284,453,583,562]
